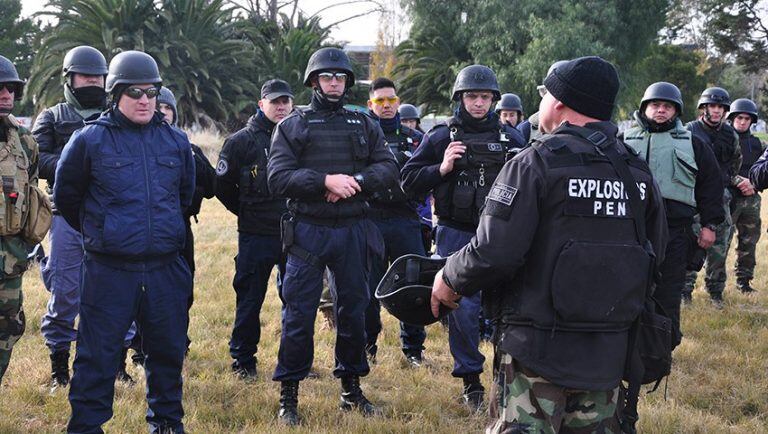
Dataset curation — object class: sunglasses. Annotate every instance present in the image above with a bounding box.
[124,86,160,100]
[317,72,348,82]
[0,83,19,94]
[537,85,548,98]
[370,96,399,105]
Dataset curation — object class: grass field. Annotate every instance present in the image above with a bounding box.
[1,130,767,433]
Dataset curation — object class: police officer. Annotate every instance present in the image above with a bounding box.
[684,87,742,308]
[364,77,426,366]
[518,60,568,143]
[401,64,525,410]
[130,86,216,366]
[430,56,667,433]
[0,54,43,384]
[399,103,423,132]
[620,82,723,346]
[32,45,136,389]
[495,93,523,128]
[267,47,398,425]
[726,98,765,293]
[215,79,292,380]
[54,51,195,433]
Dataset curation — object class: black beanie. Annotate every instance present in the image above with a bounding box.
[543,56,619,121]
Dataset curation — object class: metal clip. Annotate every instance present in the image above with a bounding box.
[478,167,486,187]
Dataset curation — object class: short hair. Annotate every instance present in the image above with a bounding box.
[369,77,396,96]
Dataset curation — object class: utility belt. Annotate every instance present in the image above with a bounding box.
[366,205,418,221]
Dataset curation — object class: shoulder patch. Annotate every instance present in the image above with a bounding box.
[216,159,229,176]
[488,183,518,206]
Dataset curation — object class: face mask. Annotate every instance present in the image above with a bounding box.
[72,85,107,109]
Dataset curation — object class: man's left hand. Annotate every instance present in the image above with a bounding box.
[431,269,461,317]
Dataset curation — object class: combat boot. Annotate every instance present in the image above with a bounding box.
[231,359,258,382]
[340,376,381,416]
[461,373,485,412]
[278,380,300,426]
[737,279,757,294]
[403,350,423,368]
[116,347,135,385]
[50,350,70,389]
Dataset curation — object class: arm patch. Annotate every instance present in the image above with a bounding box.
[483,183,517,220]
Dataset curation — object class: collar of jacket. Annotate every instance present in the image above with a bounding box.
[633,110,678,133]
[248,109,276,134]
[454,104,500,133]
[99,107,164,129]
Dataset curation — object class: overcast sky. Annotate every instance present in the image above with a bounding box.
[20,0,408,46]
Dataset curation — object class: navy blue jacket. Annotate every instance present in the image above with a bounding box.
[54,109,195,259]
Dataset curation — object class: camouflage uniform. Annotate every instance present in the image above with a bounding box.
[488,352,620,434]
[684,188,734,297]
[0,115,39,383]
[728,194,761,284]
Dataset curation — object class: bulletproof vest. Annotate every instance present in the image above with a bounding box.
[689,120,737,186]
[624,120,697,207]
[238,126,273,205]
[493,129,653,383]
[433,120,517,226]
[299,108,369,204]
[737,133,763,179]
[373,128,415,203]
[51,103,86,149]
[0,119,32,237]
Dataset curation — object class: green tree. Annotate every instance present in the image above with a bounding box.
[0,0,40,114]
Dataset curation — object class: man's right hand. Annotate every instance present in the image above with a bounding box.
[324,174,361,199]
[699,226,716,249]
[439,141,466,177]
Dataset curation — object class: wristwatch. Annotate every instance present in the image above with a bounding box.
[353,173,365,188]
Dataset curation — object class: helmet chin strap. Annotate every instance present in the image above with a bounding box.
[313,84,347,103]
[703,107,722,126]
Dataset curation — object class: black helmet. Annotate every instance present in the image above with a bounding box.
[63,46,108,77]
[303,47,355,88]
[452,65,500,101]
[105,50,162,93]
[376,254,450,326]
[0,55,25,100]
[398,103,420,120]
[697,87,731,110]
[728,98,759,123]
[495,93,523,114]
[640,82,683,114]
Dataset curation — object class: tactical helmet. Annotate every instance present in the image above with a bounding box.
[452,65,500,101]
[640,82,684,114]
[495,93,523,114]
[158,86,177,125]
[697,87,731,110]
[0,55,25,100]
[105,50,162,93]
[376,254,451,326]
[62,46,108,77]
[303,47,355,88]
[398,103,420,120]
[728,98,759,123]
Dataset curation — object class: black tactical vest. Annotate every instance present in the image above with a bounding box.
[689,120,738,186]
[433,120,517,226]
[239,126,273,205]
[300,109,369,185]
[494,129,655,390]
[737,133,763,179]
[373,128,416,204]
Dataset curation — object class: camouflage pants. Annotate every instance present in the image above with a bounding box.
[728,194,761,282]
[0,276,25,383]
[685,188,733,295]
[487,352,620,434]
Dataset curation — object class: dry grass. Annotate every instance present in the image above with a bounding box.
[0,130,766,433]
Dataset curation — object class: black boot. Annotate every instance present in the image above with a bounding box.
[50,350,70,389]
[340,376,381,416]
[278,380,300,426]
[737,279,757,294]
[461,373,485,412]
[116,348,135,385]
